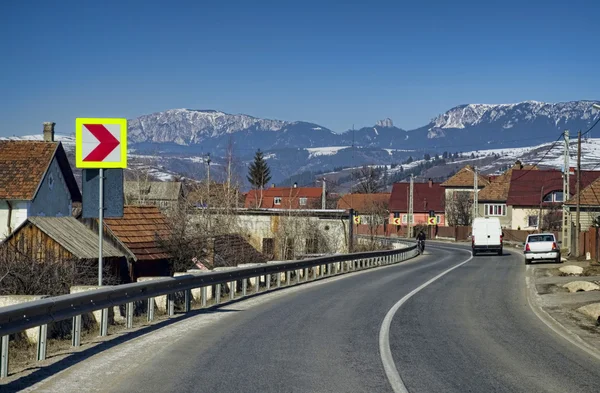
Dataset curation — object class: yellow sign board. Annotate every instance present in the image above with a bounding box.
[353,216,361,224]
[427,217,436,225]
[76,118,127,169]
[391,217,401,225]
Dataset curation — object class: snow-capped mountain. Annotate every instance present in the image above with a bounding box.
[128,109,340,151]
[126,101,600,155]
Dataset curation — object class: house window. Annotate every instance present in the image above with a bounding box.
[299,197,307,206]
[274,197,282,205]
[528,215,539,228]
[393,212,400,218]
[484,204,507,217]
[543,191,564,203]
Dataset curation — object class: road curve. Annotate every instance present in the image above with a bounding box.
[24,244,600,393]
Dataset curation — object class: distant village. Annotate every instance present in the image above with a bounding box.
[2,122,600,297]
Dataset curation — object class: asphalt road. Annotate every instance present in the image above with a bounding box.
[26,244,600,393]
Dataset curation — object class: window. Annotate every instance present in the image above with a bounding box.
[528,215,539,228]
[299,197,307,206]
[401,214,414,224]
[274,197,282,205]
[393,212,400,218]
[543,191,565,203]
[484,204,506,217]
[528,234,555,243]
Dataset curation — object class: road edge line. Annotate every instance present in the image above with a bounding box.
[525,269,600,362]
[378,246,473,393]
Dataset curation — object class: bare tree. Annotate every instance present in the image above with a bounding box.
[446,191,472,226]
[362,199,389,246]
[354,166,382,194]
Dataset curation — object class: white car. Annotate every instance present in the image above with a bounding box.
[524,233,561,264]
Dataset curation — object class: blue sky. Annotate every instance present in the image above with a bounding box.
[1,0,598,137]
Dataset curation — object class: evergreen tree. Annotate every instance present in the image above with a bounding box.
[247,149,272,189]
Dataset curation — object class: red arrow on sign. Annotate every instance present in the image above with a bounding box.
[83,124,120,162]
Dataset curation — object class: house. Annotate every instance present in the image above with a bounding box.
[124,181,186,211]
[0,122,82,241]
[506,169,600,230]
[388,179,445,228]
[477,161,537,228]
[563,176,600,252]
[0,216,129,282]
[440,165,490,226]
[82,205,172,281]
[245,186,323,209]
[337,193,390,223]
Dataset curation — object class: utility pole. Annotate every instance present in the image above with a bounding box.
[576,130,582,257]
[538,186,544,231]
[473,166,479,221]
[562,130,570,248]
[206,153,211,207]
[408,174,414,238]
[321,178,326,210]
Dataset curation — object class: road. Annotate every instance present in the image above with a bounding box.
[27,243,600,393]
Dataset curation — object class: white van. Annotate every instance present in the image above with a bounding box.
[471,217,503,256]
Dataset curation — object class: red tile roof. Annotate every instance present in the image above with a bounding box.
[389,182,445,213]
[337,193,390,211]
[441,165,490,188]
[245,187,323,209]
[507,169,600,206]
[0,141,80,201]
[104,205,171,261]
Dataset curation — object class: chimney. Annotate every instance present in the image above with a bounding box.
[271,183,275,188]
[43,122,55,142]
[428,178,433,188]
[515,160,523,170]
[293,182,297,188]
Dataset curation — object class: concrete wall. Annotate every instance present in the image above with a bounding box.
[29,157,72,218]
[0,200,28,241]
[0,295,48,344]
[511,207,545,230]
[236,214,349,258]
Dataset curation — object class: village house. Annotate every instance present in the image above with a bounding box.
[81,205,172,281]
[506,168,600,231]
[1,216,130,282]
[124,181,186,212]
[337,193,390,224]
[440,165,490,226]
[388,179,445,232]
[0,122,82,241]
[477,161,537,228]
[245,185,324,209]
[563,176,600,253]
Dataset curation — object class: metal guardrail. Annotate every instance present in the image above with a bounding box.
[0,242,417,378]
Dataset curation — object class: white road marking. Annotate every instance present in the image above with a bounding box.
[525,269,600,362]
[379,246,473,393]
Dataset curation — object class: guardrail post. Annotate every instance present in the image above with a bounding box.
[230,281,236,300]
[340,261,344,273]
[168,293,175,317]
[242,280,248,296]
[286,271,291,285]
[148,297,155,322]
[320,265,325,277]
[184,290,191,312]
[276,273,281,288]
[1,335,8,378]
[304,268,309,282]
[72,315,82,346]
[126,302,134,329]
[266,275,271,290]
[255,276,260,293]
[100,308,109,337]
[37,324,48,361]
[201,287,208,307]
[216,284,222,304]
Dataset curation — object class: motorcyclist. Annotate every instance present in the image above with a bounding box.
[416,230,426,251]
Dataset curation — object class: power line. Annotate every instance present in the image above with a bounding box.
[509,131,566,184]
[582,116,600,137]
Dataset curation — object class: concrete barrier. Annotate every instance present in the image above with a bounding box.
[0,296,49,344]
[136,278,167,312]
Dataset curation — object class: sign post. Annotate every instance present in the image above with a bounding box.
[76,118,127,288]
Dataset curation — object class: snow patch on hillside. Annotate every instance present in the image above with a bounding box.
[306,146,351,158]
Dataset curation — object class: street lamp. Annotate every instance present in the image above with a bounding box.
[593,103,600,111]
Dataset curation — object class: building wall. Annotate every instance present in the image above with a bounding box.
[388,212,445,226]
[235,214,349,258]
[478,203,513,228]
[29,157,73,218]
[0,200,29,241]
